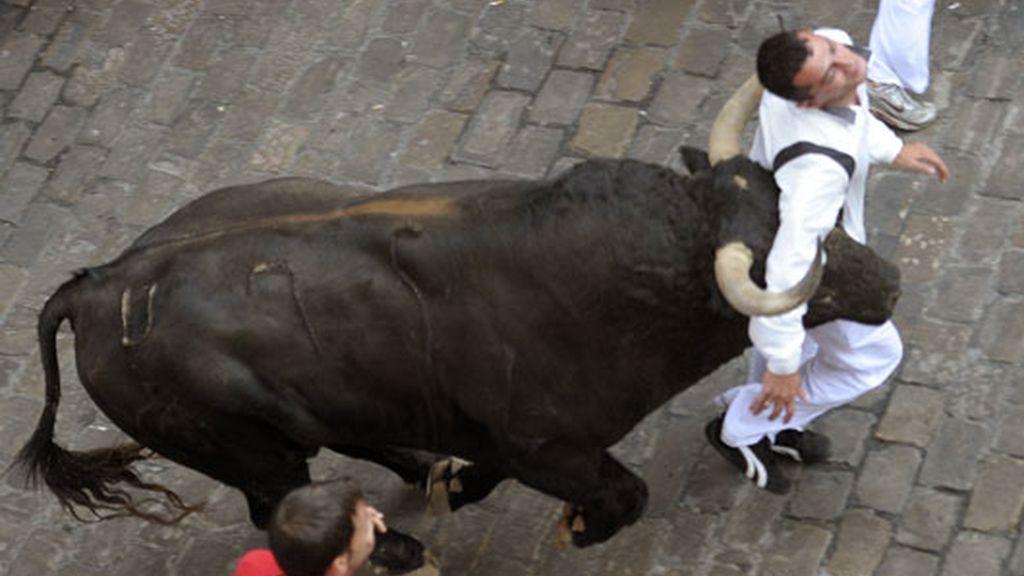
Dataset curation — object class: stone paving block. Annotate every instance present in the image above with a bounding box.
[825,509,891,576]
[875,384,944,447]
[682,447,744,512]
[760,520,832,576]
[0,264,29,325]
[471,2,529,58]
[63,45,127,107]
[401,110,468,171]
[864,170,922,237]
[218,88,278,142]
[595,46,665,103]
[1012,532,1024,576]
[25,105,87,162]
[173,16,233,71]
[436,58,499,114]
[875,546,939,576]
[966,52,1024,102]
[94,0,153,47]
[118,32,175,87]
[997,251,1024,295]
[720,485,785,549]
[384,66,442,123]
[0,163,48,224]
[499,125,563,179]
[530,70,594,126]
[529,0,579,31]
[925,265,992,324]
[194,47,258,102]
[640,414,705,517]
[963,454,1024,532]
[787,469,853,521]
[144,68,194,125]
[164,100,226,160]
[570,103,638,159]
[807,409,875,466]
[627,124,687,167]
[40,19,87,73]
[896,487,961,551]
[496,28,562,92]
[42,145,108,206]
[8,529,65,576]
[8,71,64,122]
[557,9,627,70]
[911,150,975,218]
[957,197,1022,265]
[904,332,971,397]
[411,8,471,69]
[995,405,1024,458]
[281,55,347,120]
[941,532,1012,576]
[380,0,428,35]
[944,99,1010,155]
[333,117,401,186]
[891,213,954,284]
[986,135,1024,201]
[79,87,140,147]
[356,37,405,86]
[673,27,731,78]
[0,121,31,179]
[101,122,167,181]
[647,73,712,128]
[919,417,990,491]
[977,299,1024,363]
[454,91,530,168]
[624,0,695,46]
[0,203,78,269]
[249,123,310,174]
[18,5,67,36]
[854,444,921,514]
[0,31,44,90]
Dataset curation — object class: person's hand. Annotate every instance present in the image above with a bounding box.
[893,142,949,182]
[750,370,808,423]
[369,506,387,533]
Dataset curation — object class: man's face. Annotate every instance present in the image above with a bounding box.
[792,31,867,108]
[346,500,386,572]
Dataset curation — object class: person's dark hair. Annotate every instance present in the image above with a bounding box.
[268,479,364,576]
[757,30,812,101]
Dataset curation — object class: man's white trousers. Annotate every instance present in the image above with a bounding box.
[868,0,936,93]
[718,320,903,448]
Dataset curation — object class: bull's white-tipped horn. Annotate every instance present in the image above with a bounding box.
[708,75,764,166]
[714,238,824,317]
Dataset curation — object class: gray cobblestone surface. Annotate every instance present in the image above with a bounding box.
[0,1,1022,574]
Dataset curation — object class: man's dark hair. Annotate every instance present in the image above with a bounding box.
[757,30,812,101]
[268,479,364,576]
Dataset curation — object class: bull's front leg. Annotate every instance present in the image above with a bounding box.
[509,444,649,547]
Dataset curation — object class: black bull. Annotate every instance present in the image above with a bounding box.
[13,149,900,547]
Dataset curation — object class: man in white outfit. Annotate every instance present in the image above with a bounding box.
[706,28,949,493]
[868,0,937,130]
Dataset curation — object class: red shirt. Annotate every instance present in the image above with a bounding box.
[232,549,285,576]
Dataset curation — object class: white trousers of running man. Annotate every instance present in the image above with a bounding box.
[717,320,903,448]
[868,0,937,94]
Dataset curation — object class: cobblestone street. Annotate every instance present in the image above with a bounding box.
[1,0,1023,574]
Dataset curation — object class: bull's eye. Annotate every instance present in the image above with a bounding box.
[732,175,749,190]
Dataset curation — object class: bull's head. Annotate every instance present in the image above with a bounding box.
[704,76,901,326]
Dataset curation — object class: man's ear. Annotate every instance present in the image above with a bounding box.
[326,553,351,576]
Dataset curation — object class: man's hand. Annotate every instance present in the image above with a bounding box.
[893,142,949,182]
[750,370,809,423]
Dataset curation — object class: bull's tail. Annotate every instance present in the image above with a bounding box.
[10,274,201,524]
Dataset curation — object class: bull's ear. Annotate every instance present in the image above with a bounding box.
[679,146,711,174]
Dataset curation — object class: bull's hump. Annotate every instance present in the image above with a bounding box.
[128,177,461,253]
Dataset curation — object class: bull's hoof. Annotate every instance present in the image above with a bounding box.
[555,503,587,547]
[425,457,471,515]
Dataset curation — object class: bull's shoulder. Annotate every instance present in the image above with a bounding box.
[130,177,372,249]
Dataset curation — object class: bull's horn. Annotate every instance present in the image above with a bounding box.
[714,239,823,316]
[708,75,764,166]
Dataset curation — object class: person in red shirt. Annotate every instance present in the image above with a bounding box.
[233,479,431,576]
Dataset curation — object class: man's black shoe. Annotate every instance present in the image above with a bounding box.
[704,416,791,494]
[771,429,831,464]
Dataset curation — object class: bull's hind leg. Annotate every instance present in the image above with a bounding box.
[329,445,506,513]
[509,445,648,547]
[139,413,312,528]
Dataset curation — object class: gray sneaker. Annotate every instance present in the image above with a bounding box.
[867,81,937,131]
